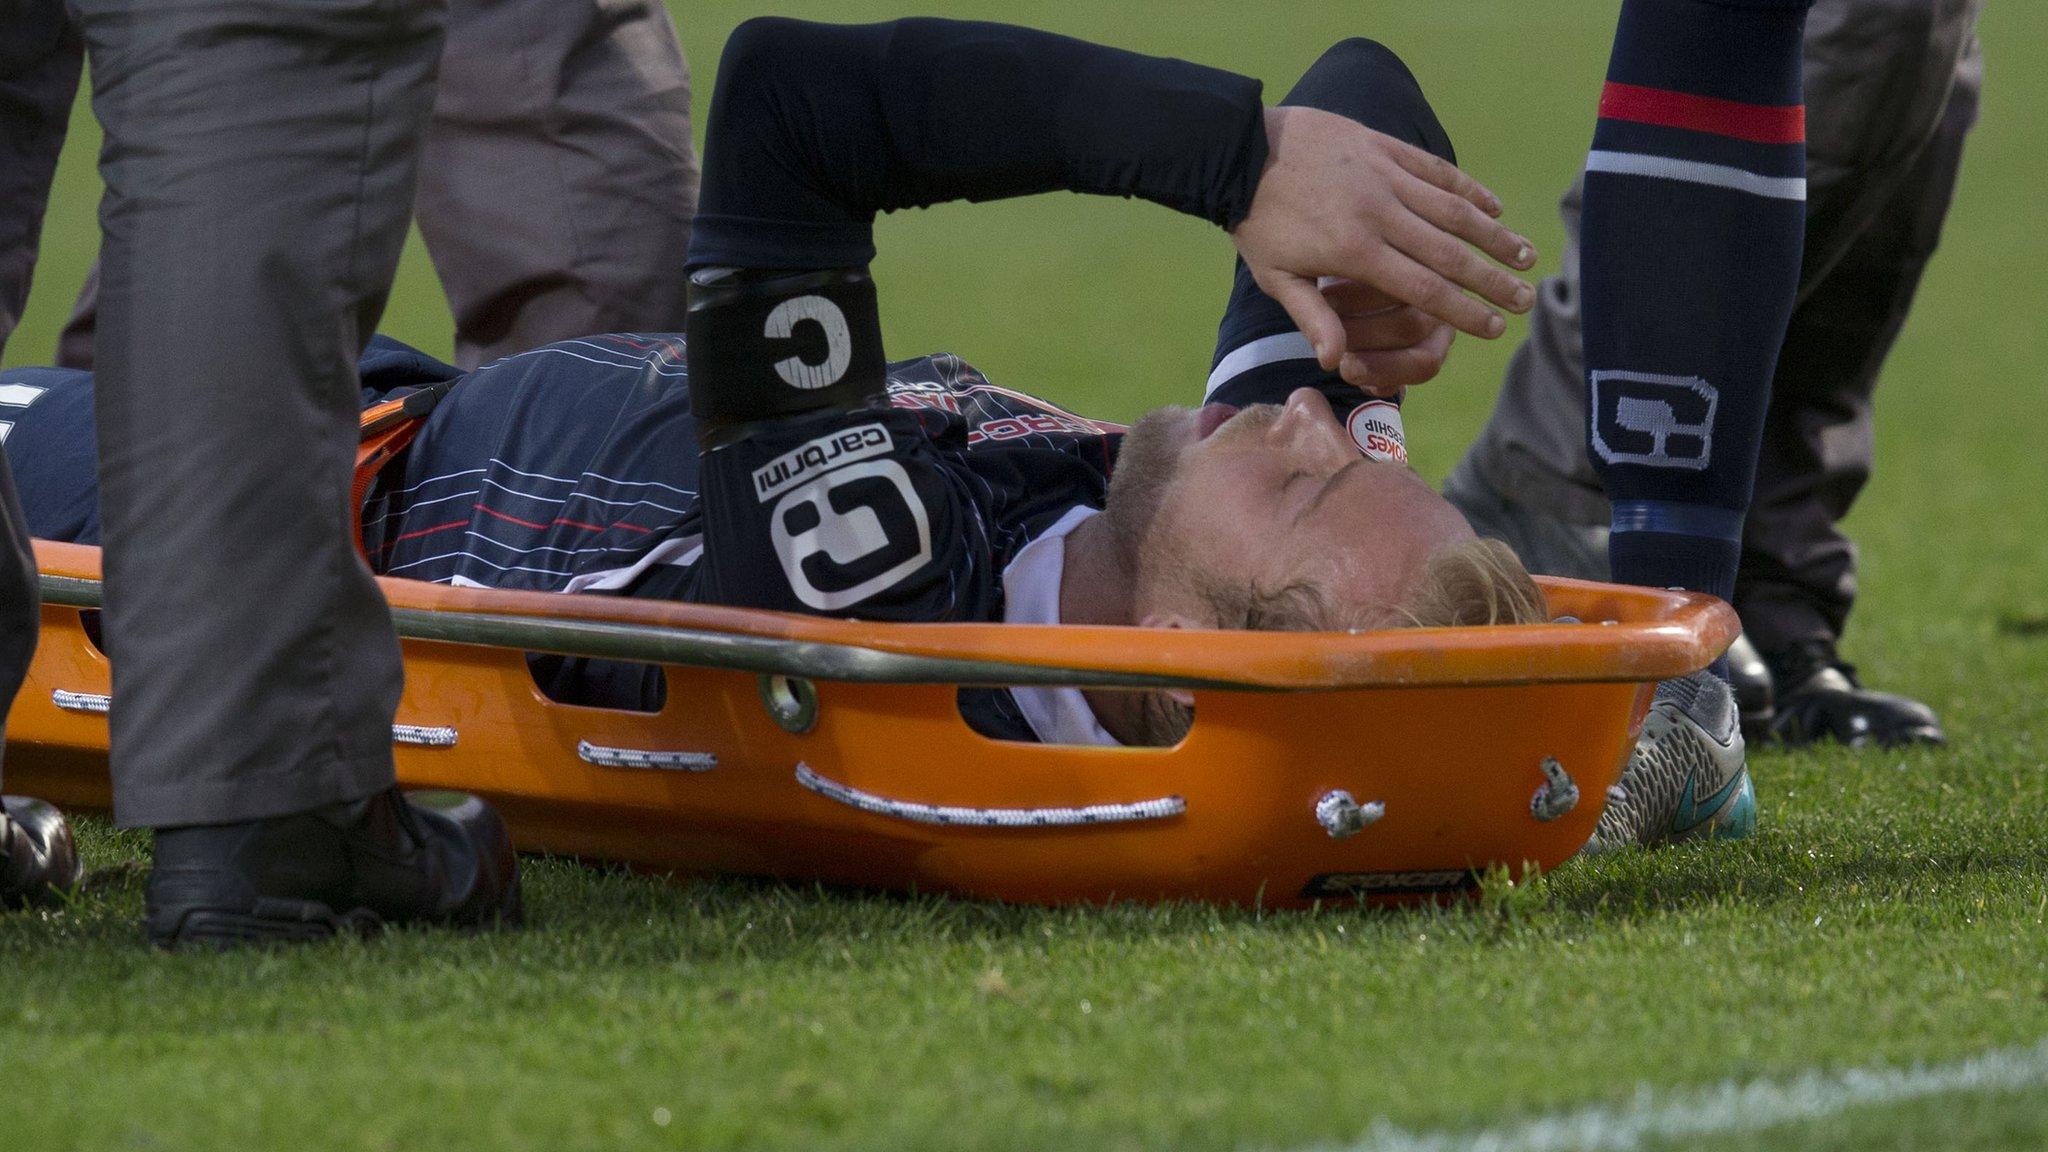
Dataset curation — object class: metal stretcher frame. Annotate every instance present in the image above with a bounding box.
[10,539,1738,908]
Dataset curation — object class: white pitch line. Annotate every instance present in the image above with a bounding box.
[1290,1038,2048,1152]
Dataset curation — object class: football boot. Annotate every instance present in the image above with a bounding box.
[1588,670,1756,852]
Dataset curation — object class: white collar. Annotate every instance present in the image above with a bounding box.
[1000,505,1120,747]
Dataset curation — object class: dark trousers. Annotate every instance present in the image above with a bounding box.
[1,0,698,823]
[0,0,443,825]
[0,453,34,790]
[1459,0,1982,655]
[51,0,698,372]
[0,0,79,789]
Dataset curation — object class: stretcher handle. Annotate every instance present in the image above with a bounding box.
[35,572,1250,692]
[33,544,1738,693]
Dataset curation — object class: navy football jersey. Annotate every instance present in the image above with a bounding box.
[360,335,1124,737]
[4,335,1124,741]
[361,334,1121,611]
[363,335,1126,737]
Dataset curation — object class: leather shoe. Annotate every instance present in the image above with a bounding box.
[1764,640,1946,749]
[146,787,521,950]
[1725,632,1776,742]
[1,795,85,909]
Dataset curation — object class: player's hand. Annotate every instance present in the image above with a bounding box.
[1230,106,1537,369]
[1322,279,1456,397]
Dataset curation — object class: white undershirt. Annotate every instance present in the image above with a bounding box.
[1000,504,1120,747]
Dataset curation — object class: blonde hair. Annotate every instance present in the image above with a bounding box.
[1135,537,1546,747]
[1192,536,1546,634]
[1397,536,1548,628]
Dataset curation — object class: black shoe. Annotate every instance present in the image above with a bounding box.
[145,787,521,950]
[1764,640,1946,749]
[1725,632,1776,743]
[1,795,85,909]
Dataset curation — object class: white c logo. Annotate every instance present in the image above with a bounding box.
[764,294,852,390]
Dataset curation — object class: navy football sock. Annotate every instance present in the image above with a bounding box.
[1581,0,1811,639]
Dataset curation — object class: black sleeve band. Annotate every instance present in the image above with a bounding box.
[687,17,1269,270]
[685,267,888,445]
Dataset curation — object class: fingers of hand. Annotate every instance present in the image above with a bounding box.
[1258,270,1348,368]
[1356,243,1508,338]
[1339,323,1455,395]
[1338,304,1436,352]
[1398,178,1536,272]
[1387,212,1532,318]
[1319,278,1402,315]
[1383,132,1504,217]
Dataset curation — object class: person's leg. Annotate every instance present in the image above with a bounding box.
[0,0,82,353]
[0,443,33,794]
[53,0,699,373]
[1450,0,1980,744]
[78,0,434,828]
[0,436,39,787]
[1740,23,1978,747]
[1204,38,1453,415]
[1581,0,1811,623]
[75,0,517,945]
[0,440,82,906]
[0,0,87,907]
[1530,0,1814,849]
[417,0,697,368]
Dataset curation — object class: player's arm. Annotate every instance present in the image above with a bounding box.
[686,19,1533,433]
[683,18,1525,620]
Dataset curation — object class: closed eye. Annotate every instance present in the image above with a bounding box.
[1294,459,1364,525]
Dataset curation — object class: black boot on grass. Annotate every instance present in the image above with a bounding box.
[1,795,85,909]
[1764,639,1946,749]
[145,787,521,950]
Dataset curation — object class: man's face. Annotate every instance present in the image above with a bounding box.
[1105,388,1476,631]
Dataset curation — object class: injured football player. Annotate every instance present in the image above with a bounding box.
[5,19,1551,751]
[3,331,1542,751]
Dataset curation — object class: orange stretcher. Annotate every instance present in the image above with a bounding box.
[8,546,1734,908]
[2,401,1738,908]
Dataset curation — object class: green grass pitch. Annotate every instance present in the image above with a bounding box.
[5,3,2047,1149]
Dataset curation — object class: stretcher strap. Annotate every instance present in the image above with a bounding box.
[50,689,456,750]
[394,724,459,749]
[50,689,109,715]
[794,762,1185,827]
[577,741,718,773]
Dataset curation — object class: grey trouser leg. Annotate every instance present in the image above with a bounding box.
[420,0,697,368]
[55,0,698,373]
[1459,0,1983,647]
[1736,47,1979,652]
[75,0,446,828]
